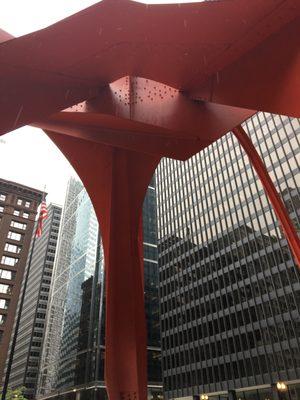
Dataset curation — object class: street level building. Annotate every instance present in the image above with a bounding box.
[157,113,300,400]
[0,178,43,382]
[7,203,62,399]
[37,176,162,399]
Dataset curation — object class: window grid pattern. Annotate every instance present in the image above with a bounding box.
[157,113,300,398]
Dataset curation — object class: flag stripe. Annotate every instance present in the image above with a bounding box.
[35,200,48,237]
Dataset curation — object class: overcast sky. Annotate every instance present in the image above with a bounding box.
[0,0,202,205]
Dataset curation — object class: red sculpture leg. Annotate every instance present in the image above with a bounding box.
[45,131,159,400]
[232,125,300,267]
[103,148,159,400]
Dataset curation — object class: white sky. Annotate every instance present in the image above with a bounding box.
[0,127,76,206]
[0,0,203,205]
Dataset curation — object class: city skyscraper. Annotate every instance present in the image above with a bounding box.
[7,203,62,399]
[37,178,84,396]
[37,176,161,399]
[0,178,43,382]
[156,113,300,400]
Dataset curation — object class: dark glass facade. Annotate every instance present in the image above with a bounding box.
[37,176,161,399]
[156,113,300,399]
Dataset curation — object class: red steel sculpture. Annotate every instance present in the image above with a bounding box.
[0,0,299,398]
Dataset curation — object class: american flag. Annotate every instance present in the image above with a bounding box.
[35,199,48,237]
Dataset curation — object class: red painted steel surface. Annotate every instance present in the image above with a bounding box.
[35,77,255,160]
[192,16,300,117]
[0,0,299,135]
[0,1,300,398]
[44,132,157,400]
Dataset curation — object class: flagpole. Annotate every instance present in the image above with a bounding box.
[1,191,46,400]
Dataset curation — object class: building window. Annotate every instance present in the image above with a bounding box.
[31,341,42,347]
[1,256,18,266]
[0,206,3,213]
[0,269,13,280]
[23,212,29,219]
[0,194,6,202]
[4,243,21,254]
[13,210,20,216]
[0,298,9,309]
[17,198,23,205]
[25,201,30,208]
[7,231,22,241]
[0,284,11,294]
[0,314,7,325]
[10,221,26,230]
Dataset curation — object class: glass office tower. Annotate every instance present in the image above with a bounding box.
[37,176,161,399]
[37,178,84,396]
[156,113,300,400]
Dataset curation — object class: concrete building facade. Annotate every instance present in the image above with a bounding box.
[0,178,43,382]
[7,203,62,398]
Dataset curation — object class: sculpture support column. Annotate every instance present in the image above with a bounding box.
[46,131,159,400]
[103,148,157,400]
[232,125,300,267]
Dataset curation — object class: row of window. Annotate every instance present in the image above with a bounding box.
[0,268,15,280]
[161,290,300,335]
[162,279,298,324]
[160,244,290,283]
[13,209,29,218]
[1,256,18,267]
[160,261,298,301]
[162,281,299,330]
[33,331,43,338]
[163,320,300,370]
[4,243,21,254]
[164,331,259,369]
[0,207,30,218]
[0,283,12,294]
[0,298,9,309]
[10,220,26,230]
[164,349,300,390]
[7,231,22,241]
[163,320,300,369]
[0,194,31,208]
[0,314,6,325]
[0,208,29,219]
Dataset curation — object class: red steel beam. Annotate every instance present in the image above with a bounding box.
[232,125,300,267]
[35,76,255,160]
[192,16,300,117]
[0,0,299,135]
[45,131,159,400]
